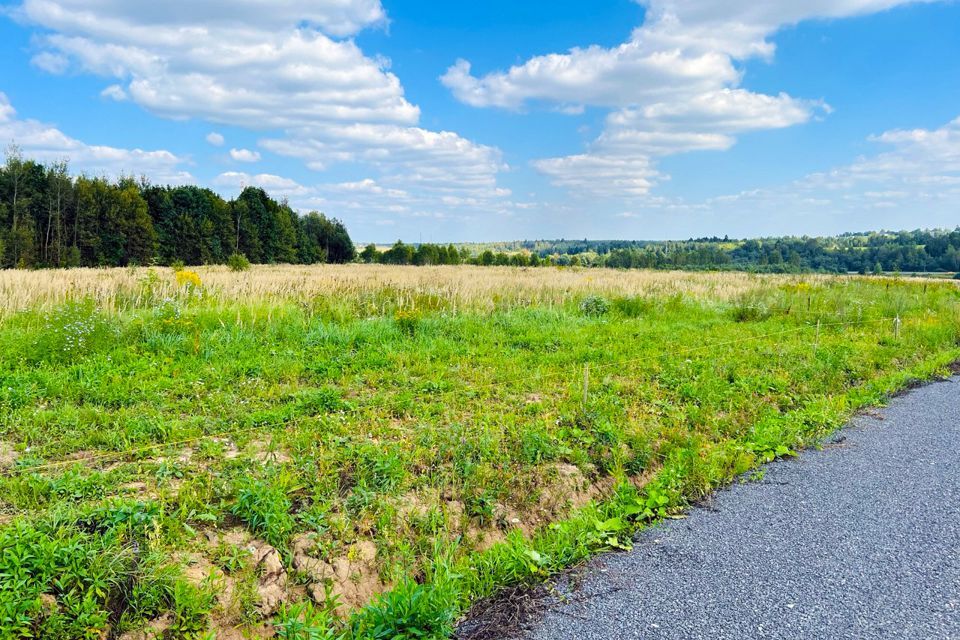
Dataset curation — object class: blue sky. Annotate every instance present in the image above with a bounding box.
[1,0,958,242]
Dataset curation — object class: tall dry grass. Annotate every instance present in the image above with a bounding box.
[0,264,835,318]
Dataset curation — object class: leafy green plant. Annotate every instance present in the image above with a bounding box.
[31,300,118,363]
[212,543,250,575]
[352,578,456,640]
[231,478,296,549]
[747,441,798,464]
[623,487,674,522]
[169,579,216,637]
[274,601,339,640]
[465,492,496,526]
[227,252,251,272]
[586,517,632,551]
[578,295,610,317]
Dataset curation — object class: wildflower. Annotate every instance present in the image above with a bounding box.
[175,269,202,289]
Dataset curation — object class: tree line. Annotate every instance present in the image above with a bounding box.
[465,231,960,274]
[0,149,355,268]
[363,232,960,275]
[4,150,958,275]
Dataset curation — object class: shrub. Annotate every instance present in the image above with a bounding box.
[579,295,610,317]
[729,293,772,322]
[227,252,251,272]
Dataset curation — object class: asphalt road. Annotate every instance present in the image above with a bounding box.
[521,377,960,640]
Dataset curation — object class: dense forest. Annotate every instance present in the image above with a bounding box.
[0,149,354,268]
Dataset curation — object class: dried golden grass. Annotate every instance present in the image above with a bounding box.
[0,264,830,317]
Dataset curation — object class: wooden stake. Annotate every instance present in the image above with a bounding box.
[814,318,821,354]
[894,316,902,340]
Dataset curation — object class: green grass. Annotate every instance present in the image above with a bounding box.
[1,271,959,639]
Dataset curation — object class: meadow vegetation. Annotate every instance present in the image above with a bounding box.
[1,264,958,639]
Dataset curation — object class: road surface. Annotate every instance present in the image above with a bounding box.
[519,377,960,639]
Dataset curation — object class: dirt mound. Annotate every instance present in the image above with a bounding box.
[250,539,288,615]
[195,528,290,617]
[292,535,387,613]
[541,463,604,512]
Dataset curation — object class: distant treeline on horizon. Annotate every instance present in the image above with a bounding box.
[435,231,960,274]
[2,152,959,275]
[360,231,960,275]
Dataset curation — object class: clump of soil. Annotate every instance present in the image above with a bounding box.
[0,441,16,469]
[249,539,288,615]
[540,463,603,513]
[488,463,615,538]
[292,535,387,613]
[197,528,291,616]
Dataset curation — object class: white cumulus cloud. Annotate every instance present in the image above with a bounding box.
[261,123,506,198]
[100,84,127,101]
[10,0,416,131]
[446,0,925,200]
[689,115,960,231]
[11,0,509,222]
[212,171,313,198]
[0,92,192,184]
[205,132,225,147]
[229,148,261,163]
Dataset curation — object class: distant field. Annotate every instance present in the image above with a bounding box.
[1,265,959,639]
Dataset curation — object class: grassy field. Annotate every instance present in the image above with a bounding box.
[1,265,958,639]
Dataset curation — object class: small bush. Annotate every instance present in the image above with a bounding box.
[579,295,610,317]
[227,252,251,272]
[729,293,772,322]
